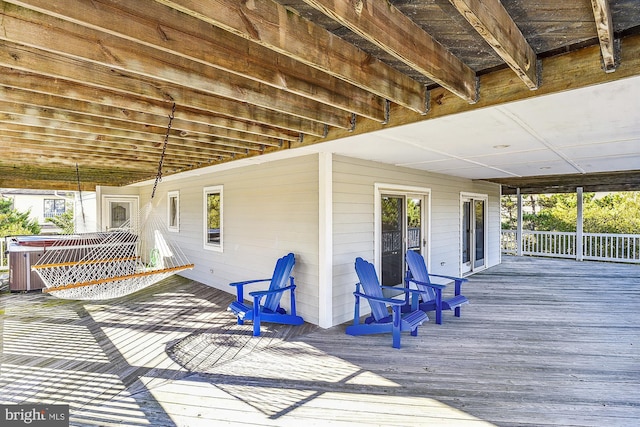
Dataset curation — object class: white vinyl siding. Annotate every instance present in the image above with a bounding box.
[134,155,320,324]
[331,155,500,325]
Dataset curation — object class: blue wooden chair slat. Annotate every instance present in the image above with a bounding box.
[405,250,469,324]
[228,253,304,336]
[345,257,428,349]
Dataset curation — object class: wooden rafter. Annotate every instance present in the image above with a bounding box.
[153,0,429,113]
[4,0,388,123]
[0,70,306,141]
[448,0,539,89]
[590,0,618,72]
[302,0,478,103]
[0,8,353,130]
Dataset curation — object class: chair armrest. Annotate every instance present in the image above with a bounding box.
[229,278,272,288]
[353,291,405,306]
[249,284,296,298]
[428,273,468,283]
[229,278,271,302]
[380,285,424,296]
[427,274,468,295]
[406,278,446,290]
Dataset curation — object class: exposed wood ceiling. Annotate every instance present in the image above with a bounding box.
[1,0,639,192]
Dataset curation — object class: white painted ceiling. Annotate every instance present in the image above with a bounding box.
[301,74,640,181]
[156,75,640,185]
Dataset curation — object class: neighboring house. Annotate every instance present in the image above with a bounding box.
[95,152,501,329]
[0,189,76,234]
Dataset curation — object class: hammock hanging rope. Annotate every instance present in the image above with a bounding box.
[32,103,194,300]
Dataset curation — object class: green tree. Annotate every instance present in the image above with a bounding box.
[0,198,41,237]
[501,192,640,233]
[46,209,75,234]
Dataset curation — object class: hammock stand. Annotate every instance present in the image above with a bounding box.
[32,102,194,300]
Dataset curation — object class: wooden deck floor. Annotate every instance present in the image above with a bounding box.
[1,256,638,426]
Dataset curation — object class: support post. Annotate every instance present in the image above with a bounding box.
[516,188,523,256]
[576,187,584,261]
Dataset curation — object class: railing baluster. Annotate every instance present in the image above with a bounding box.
[501,230,640,264]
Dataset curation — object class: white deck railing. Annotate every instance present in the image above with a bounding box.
[1,238,6,270]
[501,230,640,263]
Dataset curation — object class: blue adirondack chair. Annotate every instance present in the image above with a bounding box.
[228,252,304,336]
[345,257,429,349]
[405,250,469,324]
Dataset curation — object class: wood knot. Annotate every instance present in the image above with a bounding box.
[353,0,365,15]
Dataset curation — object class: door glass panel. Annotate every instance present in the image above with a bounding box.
[462,201,471,265]
[110,202,130,229]
[474,200,485,268]
[407,197,422,255]
[381,196,403,287]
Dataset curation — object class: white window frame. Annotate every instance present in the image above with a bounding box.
[167,191,180,232]
[203,185,223,252]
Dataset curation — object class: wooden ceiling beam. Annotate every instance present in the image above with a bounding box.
[0,164,150,190]
[0,86,294,145]
[590,0,618,72]
[0,46,327,138]
[0,177,98,191]
[0,101,279,150]
[153,0,429,113]
[5,0,387,123]
[448,0,539,89]
[302,0,478,102]
[0,136,234,168]
[493,170,640,194]
[0,123,255,160]
[0,70,305,140]
[0,7,352,130]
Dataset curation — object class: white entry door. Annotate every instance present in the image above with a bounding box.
[102,196,139,232]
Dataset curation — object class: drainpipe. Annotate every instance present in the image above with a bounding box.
[576,187,584,261]
[516,188,523,256]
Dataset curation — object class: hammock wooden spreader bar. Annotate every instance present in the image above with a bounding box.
[32,256,139,270]
[42,264,195,294]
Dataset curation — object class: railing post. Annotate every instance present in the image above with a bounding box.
[576,187,584,261]
[516,188,523,257]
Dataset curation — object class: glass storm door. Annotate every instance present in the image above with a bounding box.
[461,196,486,274]
[381,195,404,287]
[380,194,425,288]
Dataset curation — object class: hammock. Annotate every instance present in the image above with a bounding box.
[32,208,194,300]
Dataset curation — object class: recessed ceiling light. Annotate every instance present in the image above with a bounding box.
[493,144,510,149]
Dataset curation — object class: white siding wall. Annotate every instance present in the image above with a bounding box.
[131,155,321,324]
[331,155,500,326]
[101,153,499,328]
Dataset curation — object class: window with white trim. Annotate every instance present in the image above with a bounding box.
[44,199,66,218]
[203,186,223,251]
[168,191,179,232]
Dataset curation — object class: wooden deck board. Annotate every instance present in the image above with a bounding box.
[1,256,639,426]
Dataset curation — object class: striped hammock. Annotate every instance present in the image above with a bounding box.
[32,209,193,300]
